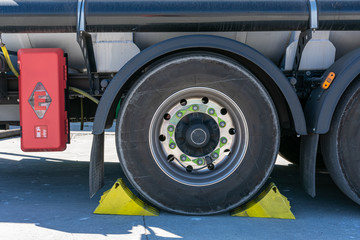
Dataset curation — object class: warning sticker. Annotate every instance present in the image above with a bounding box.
[28,82,52,119]
[34,125,48,139]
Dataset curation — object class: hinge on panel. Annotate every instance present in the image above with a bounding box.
[77,0,98,94]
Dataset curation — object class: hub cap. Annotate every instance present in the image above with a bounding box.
[149,87,249,186]
[176,112,219,157]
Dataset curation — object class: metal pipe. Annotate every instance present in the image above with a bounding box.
[86,0,309,32]
[0,0,77,33]
[318,1,360,30]
[0,0,360,33]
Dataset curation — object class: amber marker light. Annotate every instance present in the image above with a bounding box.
[322,72,336,90]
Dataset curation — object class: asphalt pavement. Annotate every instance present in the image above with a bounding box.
[0,128,359,240]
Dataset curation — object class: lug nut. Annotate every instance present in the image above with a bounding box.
[169,143,176,149]
[192,105,199,111]
[211,152,219,159]
[168,125,175,132]
[219,121,226,128]
[221,137,227,144]
[208,108,215,115]
[176,111,183,118]
[180,155,187,161]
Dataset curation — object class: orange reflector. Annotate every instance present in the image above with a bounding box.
[322,72,336,90]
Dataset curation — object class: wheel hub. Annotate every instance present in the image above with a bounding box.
[189,127,208,146]
[149,87,249,186]
[176,113,219,157]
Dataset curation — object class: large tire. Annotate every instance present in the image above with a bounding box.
[320,79,360,205]
[116,52,280,215]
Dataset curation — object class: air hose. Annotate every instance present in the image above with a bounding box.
[0,42,19,77]
[68,86,99,104]
[68,86,99,131]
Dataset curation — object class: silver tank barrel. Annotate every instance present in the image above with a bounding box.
[318,1,360,30]
[0,0,78,33]
[0,0,359,33]
[86,0,309,32]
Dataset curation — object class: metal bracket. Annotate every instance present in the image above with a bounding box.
[292,30,313,72]
[309,0,318,30]
[292,0,318,73]
[77,0,98,93]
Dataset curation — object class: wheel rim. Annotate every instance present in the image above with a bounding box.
[149,87,249,186]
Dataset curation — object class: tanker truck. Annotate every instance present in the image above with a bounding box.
[1,0,360,215]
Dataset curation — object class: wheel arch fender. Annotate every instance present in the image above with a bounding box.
[305,48,360,134]
[92,35,307,135]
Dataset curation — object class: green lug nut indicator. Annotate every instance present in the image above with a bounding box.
[176,111,183,118]
[220,137,228,148]
[167,125,174,132]
[219,121,226,128]
[192,158,205,166]
[196,159,204,165]
[192,105,199,111]
[208,108,215,115]
[167,125,175,137]
[169,138,177,149]
[180,154,190,162]
[211,152,219,159]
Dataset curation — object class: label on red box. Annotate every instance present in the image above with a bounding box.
[34,125,48,139]
[28,82,52,119]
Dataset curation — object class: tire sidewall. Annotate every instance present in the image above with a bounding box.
[321,79,360,204]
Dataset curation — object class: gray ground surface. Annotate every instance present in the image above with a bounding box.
[0,130,359,240]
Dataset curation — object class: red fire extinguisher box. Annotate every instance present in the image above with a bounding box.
[18,48,68,151]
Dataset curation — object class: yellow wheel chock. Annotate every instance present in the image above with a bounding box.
[231,182,295,219]
[93,178,159,216]
[94,180,293,218]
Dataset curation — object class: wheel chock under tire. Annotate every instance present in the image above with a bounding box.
[93,178,159,216]
[231,182,295,219]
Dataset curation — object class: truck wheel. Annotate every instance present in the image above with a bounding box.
[116,52,280,215]
[320,79,360,205]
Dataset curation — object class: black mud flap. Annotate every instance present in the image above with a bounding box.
[300,133,319,197]
[89,133,105,198]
